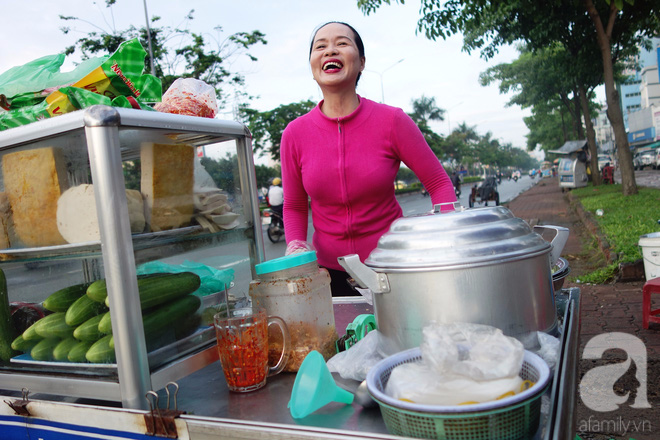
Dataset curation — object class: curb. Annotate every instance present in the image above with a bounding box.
[566,191,646,282]
[566,192,612,263]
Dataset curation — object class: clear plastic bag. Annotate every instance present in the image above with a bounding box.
[154,78,217,118]
[385,323,526,406]
[285,240,315,255]
[326,330,386,382]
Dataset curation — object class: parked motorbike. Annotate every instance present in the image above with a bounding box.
[263,208,285,243]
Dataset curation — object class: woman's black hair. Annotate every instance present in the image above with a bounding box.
[309,21,365,86]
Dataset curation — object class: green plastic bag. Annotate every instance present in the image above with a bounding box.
[136,260,235,297]
[0,38,161,131]
[0,54,104,108]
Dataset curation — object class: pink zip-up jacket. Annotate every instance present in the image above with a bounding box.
[281,97,456,271]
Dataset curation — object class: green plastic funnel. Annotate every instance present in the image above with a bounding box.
[288,351,354,419]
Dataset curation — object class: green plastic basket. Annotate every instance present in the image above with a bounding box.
[366,348,550,440]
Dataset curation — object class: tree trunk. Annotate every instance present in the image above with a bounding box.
[573,90,585,139]
[578,84,601,185]
[583,0,637,195]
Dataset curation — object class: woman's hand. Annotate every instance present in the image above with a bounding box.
[285,240,315,255]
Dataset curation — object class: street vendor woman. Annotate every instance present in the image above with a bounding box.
[280,21,456,296]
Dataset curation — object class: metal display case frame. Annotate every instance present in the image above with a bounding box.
[0,105,266,409]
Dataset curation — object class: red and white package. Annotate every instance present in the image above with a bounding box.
[154,78,218,118]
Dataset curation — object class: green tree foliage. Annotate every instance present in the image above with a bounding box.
[239,100,316,162]
[479,44,602,154]
[356,0,659,194]
[254,164,280,190]
[408,96,447,159]
[59,1,266,108]
[200,155,238,195]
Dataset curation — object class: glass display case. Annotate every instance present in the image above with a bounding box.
[0,105,265,409]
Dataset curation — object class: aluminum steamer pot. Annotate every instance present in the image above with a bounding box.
[338,204,569,355]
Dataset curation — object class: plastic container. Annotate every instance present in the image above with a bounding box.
[639,232,660,280]
[249,251,338,372]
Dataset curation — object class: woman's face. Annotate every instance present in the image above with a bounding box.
[310,23,365,91]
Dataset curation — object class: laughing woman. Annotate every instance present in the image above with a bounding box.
[280,21,456,296]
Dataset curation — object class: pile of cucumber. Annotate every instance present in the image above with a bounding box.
[10,272,202,363]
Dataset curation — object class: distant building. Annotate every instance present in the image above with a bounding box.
[619,37,660,151]
[591,107,615,154]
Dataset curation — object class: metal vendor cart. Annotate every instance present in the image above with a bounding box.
[550,140,589,189]
[0,107,580,439]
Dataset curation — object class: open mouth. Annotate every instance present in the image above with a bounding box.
[323,61,343,71]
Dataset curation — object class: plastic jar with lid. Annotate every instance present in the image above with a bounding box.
[249,251,337,372]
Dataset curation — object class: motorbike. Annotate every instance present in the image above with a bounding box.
[263,208,285,243]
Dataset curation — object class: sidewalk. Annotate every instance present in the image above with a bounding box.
[506,178,659,440]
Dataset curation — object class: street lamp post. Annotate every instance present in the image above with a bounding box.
[365,58,404,103]
[446,101,463,135]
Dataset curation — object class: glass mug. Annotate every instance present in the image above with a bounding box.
[214,307,290,392]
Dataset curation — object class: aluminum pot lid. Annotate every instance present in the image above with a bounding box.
[365,205,551,269]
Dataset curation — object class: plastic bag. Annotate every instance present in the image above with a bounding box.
[285,240,315,255]
[535,331,560,370]
[0,55,104,109]
[421,323,524,380]
[136,260,234,296]
[327,330,387,382]
[0,38,161,131]
[154,78,217,118]
[385,323,526,406]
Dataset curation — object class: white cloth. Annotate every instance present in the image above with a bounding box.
[268,185,283,206]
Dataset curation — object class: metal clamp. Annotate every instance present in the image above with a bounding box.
[4,388,31,416]
[144,382,184,438]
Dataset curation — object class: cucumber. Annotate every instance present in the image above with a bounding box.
[68,340,94,363]
[22,320,44,341]
[87,273,173,304]
[11,334,39,353]
[86,334,115,363]
[73,315,104,342]
[0,268,17,361]
[98,311,112,334]
[98,295,200,347]
[53,337,79,361]
[42,282,91,312]
[34,312,75,339]
[65,295,107,326]
[142,295,201,339]
[31,338,61,361]
[100,272,201,310]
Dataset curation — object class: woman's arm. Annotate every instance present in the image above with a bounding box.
[392,110,456,206]
[280,128,310,244]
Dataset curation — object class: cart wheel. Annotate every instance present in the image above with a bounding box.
[495,192,500,206]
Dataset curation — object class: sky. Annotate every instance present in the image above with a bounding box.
[1,0,550,161]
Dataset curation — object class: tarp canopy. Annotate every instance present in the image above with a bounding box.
[548,140,588,155]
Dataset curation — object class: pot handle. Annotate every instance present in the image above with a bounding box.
[337,254,390,294]
[432,201,464,214]
[534,225,569,266]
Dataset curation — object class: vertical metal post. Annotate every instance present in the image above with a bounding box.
[84,106,151,410]
[143,0,156,77]
[235,128,266,275]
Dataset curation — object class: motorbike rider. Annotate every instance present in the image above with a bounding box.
[450,171,461,196]
[268,177,284,229]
